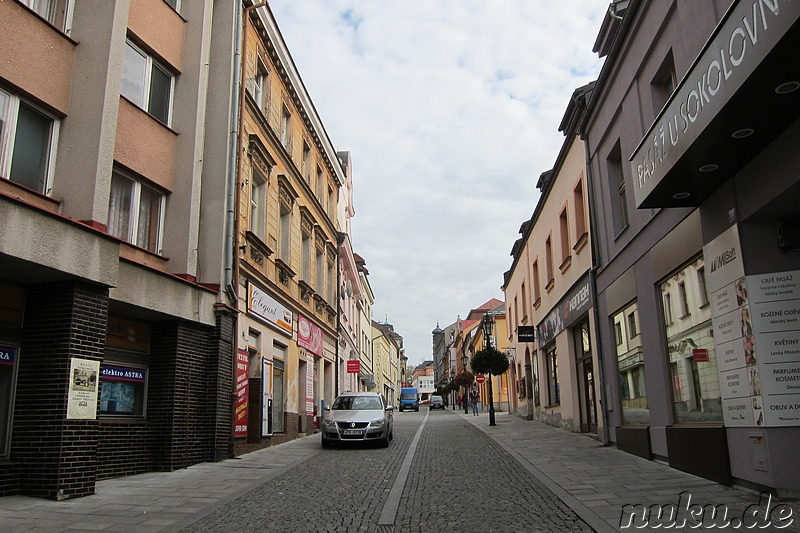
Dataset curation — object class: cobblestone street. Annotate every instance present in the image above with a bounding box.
[180,409,591,532]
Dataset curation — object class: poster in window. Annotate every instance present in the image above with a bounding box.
[100,365,146,414]
[67,358,100,420]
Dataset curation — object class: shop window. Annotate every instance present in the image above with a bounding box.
[614,302,649,424]
[100,316,150,417]
[660,258,722,423]
[0,346,17,457]
[545,345,559,406]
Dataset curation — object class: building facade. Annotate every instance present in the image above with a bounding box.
[0,0,237,498]
[234,3,343,451]
[585,0,800,493]
[502,83,601,435]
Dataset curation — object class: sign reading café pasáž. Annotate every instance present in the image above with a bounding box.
[631,0,800,208]
[247,281,293,337]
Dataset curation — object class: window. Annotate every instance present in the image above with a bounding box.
[302,142,312,184]
[697,267,709,307]
[301,231,311,281]
[559,208,570,264]
[327,258,335,303]
[279,202,291,261]
[280,105,292,150]
[0,344,18,457]
[545,236,554,287]
[652,51,677,114]
[532,260,541,304]
[122,40,173,125]
[663,293,673,325]
[545,345,559,405]
[607,142,629,235]
[327,186,335,219]
[315,246,324,294]
[520,282,527,321]
[614,303,649,424]
[20,0,73,33]
[107,170,164,253]
[677,281,690,318]
[628,311,638,338]
[250,170,266,239]
[101,316,150,417]
[164,0,179,10]
[0,89,57,194]
[573,180,587,241]
[250,64,267,112]
[660,258,721,424]
[315,166,324,203]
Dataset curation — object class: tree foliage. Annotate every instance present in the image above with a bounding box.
[471,347,509,376]
[453,370,475,387]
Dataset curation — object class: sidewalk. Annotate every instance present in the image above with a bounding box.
[462,411,800,532]
[0,412,797,532]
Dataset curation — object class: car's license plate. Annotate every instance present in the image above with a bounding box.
[342,429,363,435]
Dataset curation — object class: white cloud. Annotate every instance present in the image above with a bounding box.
[269,0,608,365]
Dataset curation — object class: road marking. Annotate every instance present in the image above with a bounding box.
[376,410,429,530]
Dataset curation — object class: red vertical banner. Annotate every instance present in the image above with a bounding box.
[235,349,249,437]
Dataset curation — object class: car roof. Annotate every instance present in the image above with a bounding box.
[337,392,382,397]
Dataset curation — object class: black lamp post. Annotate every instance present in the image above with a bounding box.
[483,314,496,426]
[461,354,469,414]
[450,368,456,410]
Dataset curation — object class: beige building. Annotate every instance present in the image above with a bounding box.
[503,83,603,436]
[235,3,343,450]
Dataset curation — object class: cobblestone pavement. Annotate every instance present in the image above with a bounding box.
[181,409,592,533]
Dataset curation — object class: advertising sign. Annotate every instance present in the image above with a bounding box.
[517,326,535,343]
[235,349,249,437]
[537,274,592,346]
[298,315,323,355]
[306,353,314,416]
[67,358,100,420]
[247,282,293,337]
[0,346,15,366]
[347,360,361,373]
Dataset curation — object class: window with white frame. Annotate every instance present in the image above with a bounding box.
[0,89,57,194]
[122,40,173,125]
[20,0,73,34]
[107,169,165,253]
[250,170,266,239]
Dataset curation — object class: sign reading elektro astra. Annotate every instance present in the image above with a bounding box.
[630,0,799,208]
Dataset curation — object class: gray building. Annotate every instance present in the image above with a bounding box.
[585,0,800,494]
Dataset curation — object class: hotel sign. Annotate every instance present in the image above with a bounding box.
[631,0,800,208]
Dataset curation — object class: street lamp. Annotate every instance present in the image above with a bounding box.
[450,368,456,410]
[482,314,496,426]
[461,354,469,414]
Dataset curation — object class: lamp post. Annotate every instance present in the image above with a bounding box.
[450,368,456,410]
[483,314,496,426]
[461,354,469,415]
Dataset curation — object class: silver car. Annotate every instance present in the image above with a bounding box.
[321,392,394,448]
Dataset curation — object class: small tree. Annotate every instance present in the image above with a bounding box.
[471,347,509,376]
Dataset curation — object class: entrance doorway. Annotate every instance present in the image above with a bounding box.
[574,319,597,433]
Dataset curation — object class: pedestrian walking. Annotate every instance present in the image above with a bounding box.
[470,390,479,416]
[456,395,462,408]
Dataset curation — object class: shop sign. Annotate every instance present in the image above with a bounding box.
[306,352,314,416]
[537,274,593,346]
[0,346,15,366]
[692,348,710,362]
[298,314,323,355]
[517,326,535,343]
[347,360,361,373]
[247,282,293,337]
[235,349,249,437]
[100,365,146,382]
[631,0,800,208]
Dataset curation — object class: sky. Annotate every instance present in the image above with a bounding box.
[268,1,609,366]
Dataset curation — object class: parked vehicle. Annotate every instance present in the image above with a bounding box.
[399,387,419,412]
[429,395,445,410]
[320,392,393,448]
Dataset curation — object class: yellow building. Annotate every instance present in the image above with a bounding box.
[372,321,402,406]
[234,4,343,451]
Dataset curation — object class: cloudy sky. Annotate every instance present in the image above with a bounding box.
[269,1,609,366]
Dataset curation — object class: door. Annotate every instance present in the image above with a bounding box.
[575,319,597,433]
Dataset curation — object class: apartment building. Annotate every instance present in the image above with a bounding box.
[503,82,600,435]
[0,0,237,498]
[586,0,800,493]
[234,3,343,450]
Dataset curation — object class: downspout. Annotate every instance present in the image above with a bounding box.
[578,94,610,446]
[336,233,344,398]
[227,0,268,301]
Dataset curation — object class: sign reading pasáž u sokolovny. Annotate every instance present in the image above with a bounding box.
[630,0,800,208]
